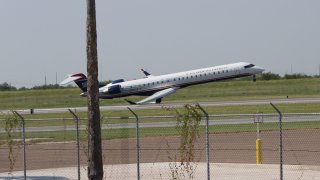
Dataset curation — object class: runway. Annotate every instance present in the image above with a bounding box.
[2,97,320,115]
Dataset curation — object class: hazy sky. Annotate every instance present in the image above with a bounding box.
[1,0,319,87]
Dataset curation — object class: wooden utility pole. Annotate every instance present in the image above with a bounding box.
[86,0,103,179]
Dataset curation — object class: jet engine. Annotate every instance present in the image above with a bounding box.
[108,85,121,94]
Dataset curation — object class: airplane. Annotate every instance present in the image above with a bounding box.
[60,62,264,104]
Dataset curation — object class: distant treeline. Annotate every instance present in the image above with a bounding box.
[0,83,74,91]
[0,73,319,91]
[256,72,319,81]
[231,72,319,81]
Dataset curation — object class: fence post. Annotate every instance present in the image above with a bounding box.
[68,109,81,180]
[196,104,210,180]
[270,103,283,180]
[12,111,26,180]
[127,107,140,180]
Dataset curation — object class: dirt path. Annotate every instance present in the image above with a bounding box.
[1,129,319,173]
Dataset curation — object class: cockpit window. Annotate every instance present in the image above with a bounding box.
[244,64,255,69]
[112,79,125,84]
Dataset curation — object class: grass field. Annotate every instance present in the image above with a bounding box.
[0,78,320,110]
[1,78,319,128]
[1,121,319,143]
[0,78,319,142]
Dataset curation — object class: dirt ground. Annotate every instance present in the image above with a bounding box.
[1,129,320,173]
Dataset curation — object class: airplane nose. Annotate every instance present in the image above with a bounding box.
[255,66,265,73]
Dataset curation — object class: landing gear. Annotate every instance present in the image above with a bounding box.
[156,98,162,104]
[253,75,256,82]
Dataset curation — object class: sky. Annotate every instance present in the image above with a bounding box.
[0,0,319,87]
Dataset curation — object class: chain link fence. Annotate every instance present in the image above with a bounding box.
[1,106,320,179]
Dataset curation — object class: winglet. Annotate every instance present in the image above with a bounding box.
[141,69,152,77]
[125,99,137,105]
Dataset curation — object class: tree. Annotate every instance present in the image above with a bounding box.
[86,0,103,179]
[260,72,281,80]
[0,82,17,91]
[284,73,311,79]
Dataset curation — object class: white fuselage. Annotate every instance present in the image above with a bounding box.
[97,62,264,99]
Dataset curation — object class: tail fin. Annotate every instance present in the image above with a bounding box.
[60,73,87,92]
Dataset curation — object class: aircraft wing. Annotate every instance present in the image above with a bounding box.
[135,87,179,104]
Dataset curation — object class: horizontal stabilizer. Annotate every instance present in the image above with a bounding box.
[60,73,86,85]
